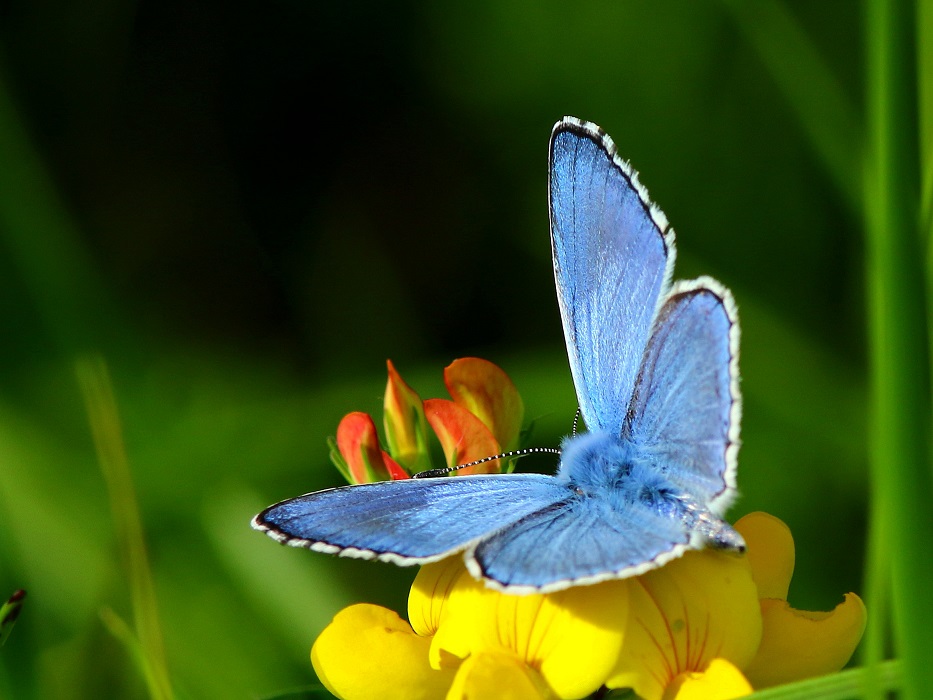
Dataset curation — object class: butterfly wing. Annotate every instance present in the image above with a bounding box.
[252,473,571,565]
[549,116,675,434]
[624,279,741,513]
[467,493,691,593]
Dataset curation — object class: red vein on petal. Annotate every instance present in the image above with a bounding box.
[682,601,693,670]
[639,579,680,674]
[698,610,713,669]
[637,615,675,685]
[529,598,555,667]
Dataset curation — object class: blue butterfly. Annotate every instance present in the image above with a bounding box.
[252,116,744,594]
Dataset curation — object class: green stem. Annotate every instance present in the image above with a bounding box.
[77,357,175,700]
[745,660,902,699]
[921,0,933,455]
[920,0,933,233]
[865,2,933,700]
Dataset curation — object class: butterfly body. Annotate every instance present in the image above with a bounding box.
[557,429,743,550]
[253,116,743,594]
[558,430,681,514]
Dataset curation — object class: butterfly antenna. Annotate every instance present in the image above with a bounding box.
[572,407,582,436]
[412,447,562,479]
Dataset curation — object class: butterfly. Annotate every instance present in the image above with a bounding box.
[252,116,744,594]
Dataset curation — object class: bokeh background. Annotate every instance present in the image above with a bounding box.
[0,2,869,698]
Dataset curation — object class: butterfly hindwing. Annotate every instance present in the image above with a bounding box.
[549,117,674,435]
[468,492,691,592]
[253,473,572,564]
[624,279,741,512]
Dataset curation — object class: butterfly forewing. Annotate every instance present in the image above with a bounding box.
[549,117,674,435]
[253,473,571,564]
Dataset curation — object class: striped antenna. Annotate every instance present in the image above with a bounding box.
[571,407,582,436]
[412,447,562,479]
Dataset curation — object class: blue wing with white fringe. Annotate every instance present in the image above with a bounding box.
[253,474,570,564]
[549,118,674,435]
[623,281,740,513]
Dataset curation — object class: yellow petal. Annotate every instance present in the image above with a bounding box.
[536,581,629,698]
[409,557,467,637]
[663,658,753,700]
[434,572,628,699]
[743,593,867,688]
[446,652,554,700]
[311,603,455,700]
[608,550,762,700]
[735,512,795,600]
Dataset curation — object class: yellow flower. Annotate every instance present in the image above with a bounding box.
[312,359,865,698]
[309,512,865,700]
[313,556,629,699]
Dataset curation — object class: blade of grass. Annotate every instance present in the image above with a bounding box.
[76,356,174,700]
[920,0,933,234]
[99,608,175,700]
[921,0,933,452]
[859,493,890,700]
[744,659,902,699]
[864,2,933,700]
[721,0,863,215]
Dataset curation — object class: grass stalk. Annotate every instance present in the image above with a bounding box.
[745,660,902,700]
[76,356,175,700]
[864,1,933,699]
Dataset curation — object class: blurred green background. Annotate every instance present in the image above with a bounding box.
[0,2,869,698]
